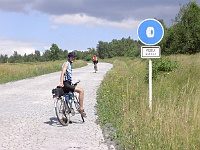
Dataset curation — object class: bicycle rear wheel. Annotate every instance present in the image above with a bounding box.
[74,95,85,122]
[55,97,70,126]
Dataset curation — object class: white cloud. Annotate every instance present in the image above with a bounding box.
[0,37,38,56]
[50,25,58,30]
[49,13,141,30]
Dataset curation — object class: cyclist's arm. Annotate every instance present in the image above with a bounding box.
[60,63,68,87]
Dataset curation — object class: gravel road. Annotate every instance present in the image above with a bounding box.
[0,62,114,150]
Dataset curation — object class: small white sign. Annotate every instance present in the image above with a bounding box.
[141,46,160,58]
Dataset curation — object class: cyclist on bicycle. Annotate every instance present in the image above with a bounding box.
[59,51,86,118]
[93,55,98,71]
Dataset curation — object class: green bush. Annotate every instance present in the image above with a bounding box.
[145,58,179,82]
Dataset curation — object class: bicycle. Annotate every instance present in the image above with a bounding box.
[93,60,98,73]
[52,81,85,126]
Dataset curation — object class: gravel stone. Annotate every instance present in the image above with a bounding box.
[0,63,115,150]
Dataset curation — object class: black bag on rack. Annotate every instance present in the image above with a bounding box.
[52,86,65,98]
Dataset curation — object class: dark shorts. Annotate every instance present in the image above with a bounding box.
[93,60,98,64]
[63,81,75,93]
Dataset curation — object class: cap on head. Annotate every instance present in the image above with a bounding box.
[68,51,77,57]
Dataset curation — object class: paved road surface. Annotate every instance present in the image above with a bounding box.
[0,63,114,150]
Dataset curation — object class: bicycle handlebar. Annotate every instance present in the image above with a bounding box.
[73,80,80,86]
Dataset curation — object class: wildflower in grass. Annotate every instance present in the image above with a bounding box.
[129,77,133,81]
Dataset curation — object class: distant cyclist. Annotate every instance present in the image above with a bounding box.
[93,55,98,72]
[59,51,86,118]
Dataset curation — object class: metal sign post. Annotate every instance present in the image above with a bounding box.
[149,59,152,111]
[141,46,161,111]
[137,18,164,111]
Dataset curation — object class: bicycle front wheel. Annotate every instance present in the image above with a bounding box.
[55,97,69,126]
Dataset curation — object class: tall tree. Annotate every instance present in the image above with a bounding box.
[0,54,8,63]
[49,43,60,61]
[163,1,200,54]
[34,50,41,62]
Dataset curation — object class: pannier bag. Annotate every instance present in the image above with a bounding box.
[52,87,65,98]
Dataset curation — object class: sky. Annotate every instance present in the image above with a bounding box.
[0,0,199,56]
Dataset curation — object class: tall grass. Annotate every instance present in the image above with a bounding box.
[0,60,87,84]
[97,55,200,149]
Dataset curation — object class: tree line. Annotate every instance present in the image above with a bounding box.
[0,1,199,63]
[97,1,200,59]
[160,1,200,55]
[0,44,68,63]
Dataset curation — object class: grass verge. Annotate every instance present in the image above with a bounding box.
[97,55,200,149]
[0,60,87,84]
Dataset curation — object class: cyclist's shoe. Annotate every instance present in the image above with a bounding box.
[78,109,87,118]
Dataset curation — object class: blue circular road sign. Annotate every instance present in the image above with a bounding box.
[137,18,164,45]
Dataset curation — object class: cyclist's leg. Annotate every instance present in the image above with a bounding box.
[95,62,98,71]
[74,87,86,117]
[93,61,95,68]
[74,87,84,110]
